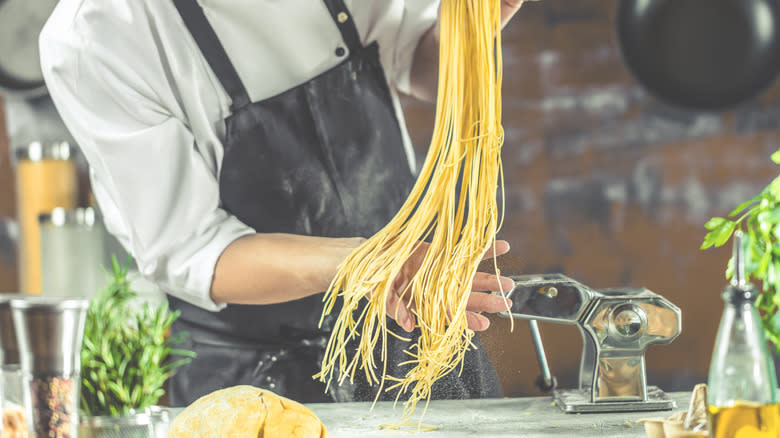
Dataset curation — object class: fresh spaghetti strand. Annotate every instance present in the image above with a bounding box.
[316,0,506,423]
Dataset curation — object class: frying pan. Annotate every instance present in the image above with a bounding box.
[0,0,58,99]
[616,0,780,111]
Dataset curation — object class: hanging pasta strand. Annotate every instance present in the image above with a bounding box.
[315,0,506,422]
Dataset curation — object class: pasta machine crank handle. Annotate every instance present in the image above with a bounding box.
[529,320,557,392]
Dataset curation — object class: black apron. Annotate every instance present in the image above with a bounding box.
[168,0,502,406]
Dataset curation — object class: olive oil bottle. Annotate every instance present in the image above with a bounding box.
[707,232,779,438]
[708,403,780,438]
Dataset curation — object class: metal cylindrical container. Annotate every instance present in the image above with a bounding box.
[0,294,22,368]
[14,142,78,295]
[0,294,26,438]
[11,297,89,438]
[39,207,108,299]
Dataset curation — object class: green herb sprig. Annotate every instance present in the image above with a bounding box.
[80,256,195,417]
[702,149,780,350]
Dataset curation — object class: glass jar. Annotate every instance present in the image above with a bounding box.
[14,142,78,295]
[79,407,171,438]
[39,207,108,299]
[3,363,24,410]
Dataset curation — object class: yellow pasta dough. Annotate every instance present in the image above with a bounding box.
[316,0,506,422]
[168,386,328,438]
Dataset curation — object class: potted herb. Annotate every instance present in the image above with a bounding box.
[79,256,194,437]
[701,149,780,349]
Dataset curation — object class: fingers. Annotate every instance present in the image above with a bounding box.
[472,271,515,293]
[467,311,491,331]
[385,239,512,333]
[467,291,512,313]
[481,240,510,261]
[388,290,507,333]
[386,286,415,333]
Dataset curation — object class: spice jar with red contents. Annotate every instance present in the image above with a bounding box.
[11,297,88,438]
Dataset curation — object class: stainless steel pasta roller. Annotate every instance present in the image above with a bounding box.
[498,273,681,413]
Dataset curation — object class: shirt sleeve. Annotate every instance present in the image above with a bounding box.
[385,0,440,95]
[39,14,255,312]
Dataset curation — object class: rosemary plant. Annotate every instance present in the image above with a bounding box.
[80,256,194,417]
[702,149,780,350]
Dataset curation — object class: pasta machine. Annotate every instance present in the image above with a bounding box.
[498,273,681,413]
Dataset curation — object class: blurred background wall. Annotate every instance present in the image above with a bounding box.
[0,97,17,293]
[2,0,780,397]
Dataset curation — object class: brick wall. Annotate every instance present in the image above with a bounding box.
[402,0,780,396]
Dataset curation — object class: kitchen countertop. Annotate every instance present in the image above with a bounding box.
[302,391,691,437]
[166,391,690,437]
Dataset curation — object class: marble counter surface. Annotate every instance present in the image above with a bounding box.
[301,391,690,438]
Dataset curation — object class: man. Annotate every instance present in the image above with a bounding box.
[40,0,529,406]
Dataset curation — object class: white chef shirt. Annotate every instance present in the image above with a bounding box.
[39,0,438,311]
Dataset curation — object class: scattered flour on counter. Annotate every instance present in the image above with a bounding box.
[377,421,439,433]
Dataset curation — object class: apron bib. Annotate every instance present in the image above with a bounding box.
[168,0,502,405]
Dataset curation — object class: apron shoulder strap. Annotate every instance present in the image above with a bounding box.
[173,0,364,112]
[321,0,363,54]
[172,0,252,111]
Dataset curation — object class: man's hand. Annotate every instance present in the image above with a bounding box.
[385,240,514,333]
[502,0,540,27]
[409,0,541,102]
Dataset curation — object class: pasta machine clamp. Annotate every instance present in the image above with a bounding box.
[498,274,681,413]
